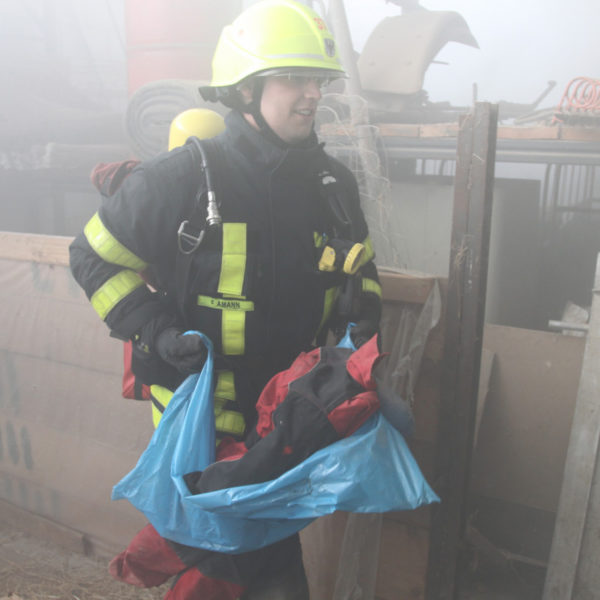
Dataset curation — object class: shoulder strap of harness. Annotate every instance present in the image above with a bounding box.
[174,136,225,318]
[314,151,365,337]
[315,152,356,240]
[176,136,224,255]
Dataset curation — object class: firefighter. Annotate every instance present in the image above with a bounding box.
[69,0,381,598]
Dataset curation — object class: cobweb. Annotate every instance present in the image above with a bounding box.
[318,93,409,270]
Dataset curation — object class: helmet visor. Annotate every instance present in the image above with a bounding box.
[254,67,347,88]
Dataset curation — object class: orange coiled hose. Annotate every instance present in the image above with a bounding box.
[557,76,600,112]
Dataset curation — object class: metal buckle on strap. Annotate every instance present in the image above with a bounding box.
[177,220,205,254]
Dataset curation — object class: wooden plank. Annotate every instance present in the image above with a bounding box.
[425,103,498,600]
[302,513,431,600]
[559,126,600,142]
[0,498,94,557]
[497,125,560,140]
[301,513,348,600]
[0,231,72,265]
[574,451,600,594]
[376,123,421,137]
[0,256,153,555]
[543,254,600,600]
[419,123,459,138]
[321,121,600,143]
[379,269,436,304]
[0,232,435,305]
[375,520,430,600]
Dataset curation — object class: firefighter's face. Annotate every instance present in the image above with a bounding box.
[260,75,322,144]
[243,75,323,144]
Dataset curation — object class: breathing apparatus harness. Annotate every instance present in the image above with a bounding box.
[316,167,366,335]
[198,78,363,255]
[181,87,365,331]
[178,78,281,255]
[177,137,223,255]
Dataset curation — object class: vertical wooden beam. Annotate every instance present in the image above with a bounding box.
[543,253,600,599]
[425,102,499,600]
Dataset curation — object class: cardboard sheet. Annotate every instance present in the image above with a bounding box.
[0,256,153,552]
[471,324,585,512]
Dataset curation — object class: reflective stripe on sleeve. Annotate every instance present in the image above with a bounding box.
[362,277,382,299]
[150,384,173,429]
[84,212,148,271]
[90,270,145,320]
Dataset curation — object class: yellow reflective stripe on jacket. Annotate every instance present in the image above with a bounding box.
[151,403,163,429]
[84,212,148,271]
[90,270,145,320]
[210,223,248,355]
[214,400,246,436]
[215,370,235,401]
[214,371,245,436]
[150,384,173,429]
[362,277,382,299]
[316,285,340,335]
[150,377,245,435]
[218,223,246,297]
[197,295,253,356]
[214,410,245,436]
[359,236,375,267]
[222,311,246,355]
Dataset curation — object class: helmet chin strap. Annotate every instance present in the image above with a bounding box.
[243,78,295,149]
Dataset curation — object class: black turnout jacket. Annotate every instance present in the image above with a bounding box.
[70,111,380,422]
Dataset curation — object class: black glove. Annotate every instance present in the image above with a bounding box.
[350,319,380,349]
[154,328,207,375]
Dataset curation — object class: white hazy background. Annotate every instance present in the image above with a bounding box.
[342,0,598,109]
[9,0,596,112]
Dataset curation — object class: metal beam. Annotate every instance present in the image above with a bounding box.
[327,137,600,165]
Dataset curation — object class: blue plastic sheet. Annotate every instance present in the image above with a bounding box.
[112,331,439,553]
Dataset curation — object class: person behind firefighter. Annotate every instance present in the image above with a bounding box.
[69,1,382,598]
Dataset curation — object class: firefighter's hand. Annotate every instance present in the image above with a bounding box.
[350,320,380,349]
[155,328,207,375]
